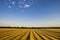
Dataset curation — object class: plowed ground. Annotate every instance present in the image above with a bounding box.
[0,28,60,40]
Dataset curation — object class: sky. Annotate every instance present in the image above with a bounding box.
[0,0,60,27]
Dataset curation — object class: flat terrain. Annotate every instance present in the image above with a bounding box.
[0,28,60,40]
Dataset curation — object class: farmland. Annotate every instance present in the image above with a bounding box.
[0,27,60,40]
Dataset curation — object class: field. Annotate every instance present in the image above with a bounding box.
[0,27,60,40]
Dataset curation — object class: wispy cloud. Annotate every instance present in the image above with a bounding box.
[24,4,30,8]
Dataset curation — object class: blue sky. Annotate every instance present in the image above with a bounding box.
[0,0,60,27]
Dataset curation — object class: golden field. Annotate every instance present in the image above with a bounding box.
[0,27,60,40]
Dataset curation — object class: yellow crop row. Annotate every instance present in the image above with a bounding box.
[0,28,60,40]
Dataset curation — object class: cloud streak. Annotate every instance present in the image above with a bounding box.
[24,4,30,8]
